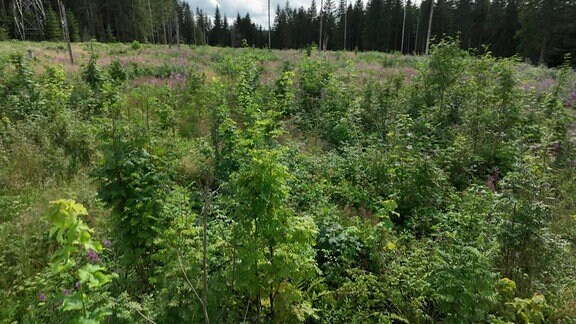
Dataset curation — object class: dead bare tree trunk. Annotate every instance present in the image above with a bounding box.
[425,0,434,55]
[161,1,167,44]
[414,6,420,54]
[175,12,180,51]
[319,0,324,51]
[57,0,74,64]
[268,0,271,50]
[538,34,548,65]
[147,0,155,43]
[401,0,407,53]
[167,9,173,48]
[343,1,347,51]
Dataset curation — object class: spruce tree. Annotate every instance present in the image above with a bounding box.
[66,12,81,42]
[45,6,62,41]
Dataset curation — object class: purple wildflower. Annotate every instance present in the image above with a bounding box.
[74,282,81,290]
[536,78,555,93]
[39,292,47,302]
[487,167,500,193]
[86,250,100,263]
[567,91,576,108]
[552,142,560,157]
[103,239,112,248]
[487,178,496,192]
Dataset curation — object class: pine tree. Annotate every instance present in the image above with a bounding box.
[322,0,336,50]
[211,6,223,46]
[350,0,364,50]
[181,3,195,44]
[517,0,562,65]
[45,6,62,41]
[364,0,383,50]
[66,12,81,42]
[223,14,230,46]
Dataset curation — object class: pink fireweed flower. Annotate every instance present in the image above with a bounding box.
[487,167,500,192]
[86,250,99,263]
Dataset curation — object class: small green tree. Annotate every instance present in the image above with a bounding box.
[94,130,172,290]
[230,148,318,321]
[44,199,117,322]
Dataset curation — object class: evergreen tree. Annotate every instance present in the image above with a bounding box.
[223,14,230,46]
[0,0,570,65]
[322,0,336,50]
[364,0,383,51]
[66,12,81,42]
[45,6,62,41]
[181,3,195,44]
[454,0,474,49]
[350,0,364,50]
[517,0,572,65]
[211,6,223,46]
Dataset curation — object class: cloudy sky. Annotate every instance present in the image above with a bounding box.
[186,0,357,27]
[186,0,423,29]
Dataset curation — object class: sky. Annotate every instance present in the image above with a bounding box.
[186,0,422,28]
[186,0,356,27]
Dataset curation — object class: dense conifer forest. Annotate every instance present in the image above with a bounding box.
[0,0,575,66]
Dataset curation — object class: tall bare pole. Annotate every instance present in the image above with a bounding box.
[175,12,180,51]
[161,1,167,44]
[57,0,74,64]
[319,0,323,51]
[343,1,347,51]
[268,0,271,50]
[401,0,407,53]
[85,0,95,39]
[147,0,155,43]
[414,5,420,54]
[425,0,434,55]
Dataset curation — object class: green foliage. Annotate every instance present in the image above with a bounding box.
[82,54,107,91]
[66,12,81,42]
[0,25,8,41]
[131,41,142,51]
[148,186,203,322]
[44,199,117,322]
[108,59,127,84]
[1,42,576,323]
[230,149,318,320]
[497,154,569,296]
[427,243,498,322]
[93,130,173,287]
[44,7,62,41]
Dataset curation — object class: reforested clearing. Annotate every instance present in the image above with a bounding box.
[1,41,576,322]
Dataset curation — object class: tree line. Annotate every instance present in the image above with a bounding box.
[0,0,574,65]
